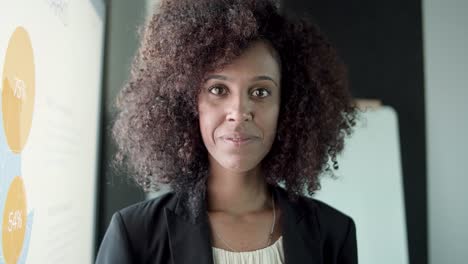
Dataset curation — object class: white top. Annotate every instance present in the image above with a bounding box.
[212,236,285,264]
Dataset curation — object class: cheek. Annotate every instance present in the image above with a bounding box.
[198,114,210,142]
[198,105,219,146]
[260,104,280,142]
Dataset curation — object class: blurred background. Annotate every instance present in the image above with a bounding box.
[0,0,466,263]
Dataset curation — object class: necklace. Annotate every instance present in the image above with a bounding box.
[211,192,276,252]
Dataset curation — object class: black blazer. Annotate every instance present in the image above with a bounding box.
[96,185,358,264]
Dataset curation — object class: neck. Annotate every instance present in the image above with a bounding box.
[206,158,271,216]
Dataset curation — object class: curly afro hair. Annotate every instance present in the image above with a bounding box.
[112,0,358,219]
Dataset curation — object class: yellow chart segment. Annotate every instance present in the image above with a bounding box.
[2,26,35,154]
[2,176,27,264]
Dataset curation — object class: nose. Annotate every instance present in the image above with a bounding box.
[226,94,253,122]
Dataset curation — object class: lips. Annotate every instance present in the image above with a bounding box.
[225,138,251,143]
[225,137,251,141]
[221,133,258,146]
[222,133,257,141]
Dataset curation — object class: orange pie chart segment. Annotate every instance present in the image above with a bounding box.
[2,176,28,264]
[1,26,35,154]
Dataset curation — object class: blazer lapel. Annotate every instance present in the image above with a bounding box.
[274,186,323,264]
[165,196,214,264]
[165,186,322,264]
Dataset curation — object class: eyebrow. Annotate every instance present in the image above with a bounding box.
[204,74,279,87]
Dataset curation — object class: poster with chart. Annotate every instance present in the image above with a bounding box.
[0,0,105,263]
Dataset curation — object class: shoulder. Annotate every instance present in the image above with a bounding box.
[306,195,353,225]
[118,191,178,222]
[116,192,178,246]
[291,194,358,262]
[299,195,358,262]
[96,192,177,263]
[276,185,354,229]
[295,194,356,242]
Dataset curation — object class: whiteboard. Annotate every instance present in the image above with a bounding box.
[0,0,105,263]
[313,106,409,264]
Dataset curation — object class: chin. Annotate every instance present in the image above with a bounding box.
[220,158,261,172]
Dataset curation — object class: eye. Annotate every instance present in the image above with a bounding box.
[251,88,271,98]
[208,85,227,95]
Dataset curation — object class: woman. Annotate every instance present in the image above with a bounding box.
[96,0,358,263]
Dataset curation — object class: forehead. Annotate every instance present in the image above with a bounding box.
[207,40,281,81]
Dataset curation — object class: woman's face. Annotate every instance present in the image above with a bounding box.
[197,40,281,173]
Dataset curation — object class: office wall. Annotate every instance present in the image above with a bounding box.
[423,1,468,263]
